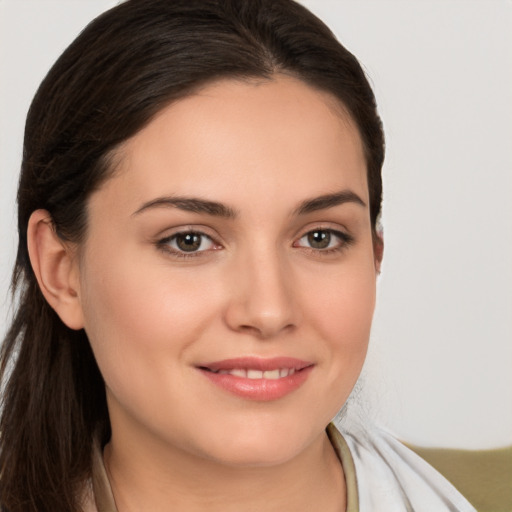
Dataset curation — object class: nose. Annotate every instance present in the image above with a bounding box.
[224,247,299,339]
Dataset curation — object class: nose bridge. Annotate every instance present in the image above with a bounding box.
[225,238,297,338]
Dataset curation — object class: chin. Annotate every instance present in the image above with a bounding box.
[206,440,305,469]
[195,416,324,469]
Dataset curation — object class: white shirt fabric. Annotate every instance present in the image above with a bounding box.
[331,419,477,512]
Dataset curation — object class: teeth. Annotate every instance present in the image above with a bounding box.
[247,369,263,379]
[215,368,298,379]
[263,369,280,379]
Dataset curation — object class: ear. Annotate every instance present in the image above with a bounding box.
[373,231,384,275]
[27,210,85,330]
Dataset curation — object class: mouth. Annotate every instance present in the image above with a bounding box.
[196,357,314,401]
[202,367,299,379]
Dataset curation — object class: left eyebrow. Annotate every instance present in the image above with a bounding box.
[294,190,366,215]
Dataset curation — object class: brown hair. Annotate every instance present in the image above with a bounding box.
[0,0,384,510]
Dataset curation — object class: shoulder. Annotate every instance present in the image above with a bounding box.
[331,421,478,512]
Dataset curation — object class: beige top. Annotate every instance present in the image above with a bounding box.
[83,423,359,512]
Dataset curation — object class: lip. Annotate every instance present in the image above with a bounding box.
[197,357,314,401]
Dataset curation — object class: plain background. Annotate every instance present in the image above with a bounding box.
[0,0,511,450]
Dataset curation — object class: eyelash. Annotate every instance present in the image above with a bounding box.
[293,228,354,255]
[156,231,219,259]
[156,228,354,259]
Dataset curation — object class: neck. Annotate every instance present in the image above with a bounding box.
[104,428,346,512]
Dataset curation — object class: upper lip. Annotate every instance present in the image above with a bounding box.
[198,357,314,372]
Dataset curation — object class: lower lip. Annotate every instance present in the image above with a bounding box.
[198,366,313,401]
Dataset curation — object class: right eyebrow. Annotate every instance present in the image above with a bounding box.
[132,196,237,218]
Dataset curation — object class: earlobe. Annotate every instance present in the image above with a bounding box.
[27,210,85,330]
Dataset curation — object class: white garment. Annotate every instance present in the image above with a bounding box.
[332,420,477,512]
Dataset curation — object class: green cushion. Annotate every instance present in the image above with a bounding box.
[407,444,512,512]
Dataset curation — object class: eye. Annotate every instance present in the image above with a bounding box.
[294,229,352,251]
[159,231,218,254]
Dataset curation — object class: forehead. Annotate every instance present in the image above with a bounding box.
[94,76,368,216]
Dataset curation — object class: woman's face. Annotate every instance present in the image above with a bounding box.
[77,76,379,467]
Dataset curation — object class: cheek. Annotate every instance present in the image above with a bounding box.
[77,247,224,393]
[305,257,376,342]
[300,256,376,392]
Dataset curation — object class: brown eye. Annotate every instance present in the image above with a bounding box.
[175,233,202,252]
[162,231,217,254]
[294,228,353,252]
[307,230,331,249]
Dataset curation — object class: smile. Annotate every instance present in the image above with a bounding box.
[197,357,314,401]
[209,368,297,379]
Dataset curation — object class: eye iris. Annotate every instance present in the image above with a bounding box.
[308,230,331,249]
[176,233,202,252]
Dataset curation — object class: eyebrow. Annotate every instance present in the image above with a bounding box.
[294,190,366,215]
[132,189,366,218]
[132,197,237,218]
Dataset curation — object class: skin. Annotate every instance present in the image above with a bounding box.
[28,75,381,511]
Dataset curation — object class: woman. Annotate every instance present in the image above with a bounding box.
[0,1,476,511]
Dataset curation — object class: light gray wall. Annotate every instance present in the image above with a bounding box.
[1,0,511,449]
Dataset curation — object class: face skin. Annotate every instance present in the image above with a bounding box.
[69,75,379,509]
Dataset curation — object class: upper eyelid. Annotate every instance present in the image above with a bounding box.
[156,225,220,241]
[299,227,347,237]
[294,222,351,238]
[296,228,351,242]
[160,230,218,247]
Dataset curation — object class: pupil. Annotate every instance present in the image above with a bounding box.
[308,230,330,249]
[177,233,201,252]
